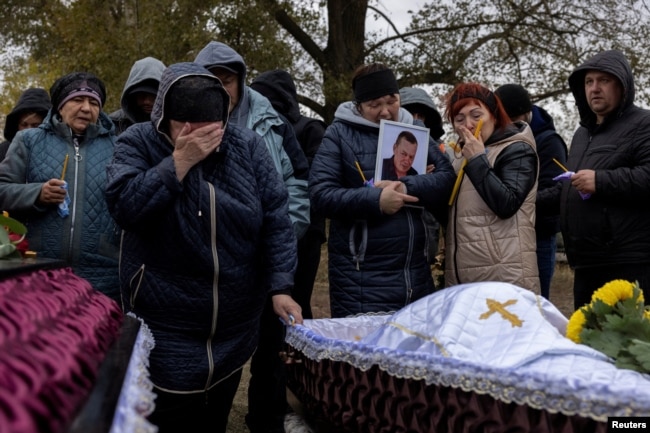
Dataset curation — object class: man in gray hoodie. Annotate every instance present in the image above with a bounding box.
[195,42,309,433]
[110,56,166,135]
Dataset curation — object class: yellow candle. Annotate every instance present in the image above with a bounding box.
[448,119,484,206]
[552,158,569,172]
[61,154,69,181]
[355,160,367,183]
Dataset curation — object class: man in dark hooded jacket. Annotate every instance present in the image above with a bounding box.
[250,69,327,432]
[495,83,568,300]
[0,88,52,160]
[105,62,302,433]
[250,69,327,319]
[110,56,165,134]
[540,50,650,308]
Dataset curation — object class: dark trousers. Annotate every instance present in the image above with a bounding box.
[246,231,323,432]
[573,263,650,310]
[293,230,324,319]
[148,369,242,433]
[246,297,288,433]
[536,235,557,299]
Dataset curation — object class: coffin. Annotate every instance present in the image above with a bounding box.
[0,258,155,433]
[285,282,650,432]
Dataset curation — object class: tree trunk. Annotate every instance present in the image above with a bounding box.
[321,0,368,122]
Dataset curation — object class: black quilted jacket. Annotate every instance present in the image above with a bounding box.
[105,62,296,392]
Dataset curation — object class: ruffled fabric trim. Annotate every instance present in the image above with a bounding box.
[109,313,157,433]
[286,283,650,422]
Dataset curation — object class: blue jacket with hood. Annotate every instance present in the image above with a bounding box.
[310,101,455,318]
[528,105,567,238]
[105,62,297,392]
[194,41,310,239]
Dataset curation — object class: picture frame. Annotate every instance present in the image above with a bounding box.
[374,120,429,181]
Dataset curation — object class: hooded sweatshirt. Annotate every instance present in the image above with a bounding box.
[0,88,52,160]
[399,87,445,140]
[195,42,310,238]
[560,50,650,268]
[250,69,328,241]
[110,57,166,134]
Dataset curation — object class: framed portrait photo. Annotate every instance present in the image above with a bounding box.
[375,120,430,181]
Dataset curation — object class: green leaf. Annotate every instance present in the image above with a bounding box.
[604,314,640,334]
[581,328,626,358]
[628,339,650,372]
[614,352,645,373]
[0,214,27,235]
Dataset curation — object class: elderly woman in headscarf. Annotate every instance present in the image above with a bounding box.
[0,72,120,301]
[444,82,540,293]
[309,62,455,318]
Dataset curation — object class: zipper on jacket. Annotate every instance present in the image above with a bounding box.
[204,182,219,391]
[404,211,414,304]
[67,137,82,259]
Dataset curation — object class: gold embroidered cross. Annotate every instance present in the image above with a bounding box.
[479,298,523,327]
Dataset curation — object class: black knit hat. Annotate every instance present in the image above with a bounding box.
[353,68,399,103]
[165,76,225,122]
[50,72,106,112]
[494,84,532,118]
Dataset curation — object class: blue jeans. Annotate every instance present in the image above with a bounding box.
[536,235,557,299]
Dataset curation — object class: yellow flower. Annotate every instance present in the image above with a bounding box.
[645,308,650,321]
[590,279,641,306]
[566,308,587,343]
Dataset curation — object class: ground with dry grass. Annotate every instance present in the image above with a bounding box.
[226,246,576,432]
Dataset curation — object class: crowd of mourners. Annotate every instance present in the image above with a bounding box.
[2,45,650,433]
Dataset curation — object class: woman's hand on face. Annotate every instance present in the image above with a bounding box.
[173,122,224,159]
[171,121,224,181]
[456,124,485,159]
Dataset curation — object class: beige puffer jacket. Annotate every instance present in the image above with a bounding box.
[445,125,540,294]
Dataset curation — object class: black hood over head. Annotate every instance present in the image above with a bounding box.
[4,88,52,141]
[250,70,301,123]
[568,50,634,129]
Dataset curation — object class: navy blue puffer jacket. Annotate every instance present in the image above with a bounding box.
[105,62,296,392]
[309,102,455,318]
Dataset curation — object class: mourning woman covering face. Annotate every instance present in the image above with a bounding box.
[0,71,119,301]
[444,82,540,294]
[309,62,455,318]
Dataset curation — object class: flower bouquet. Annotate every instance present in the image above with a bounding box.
[566,279,650,374]
[0,211,28,258]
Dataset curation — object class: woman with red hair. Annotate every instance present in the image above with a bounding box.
[444,82,540,293]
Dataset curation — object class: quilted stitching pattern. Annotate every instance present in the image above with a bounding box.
[105,62,297,391]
